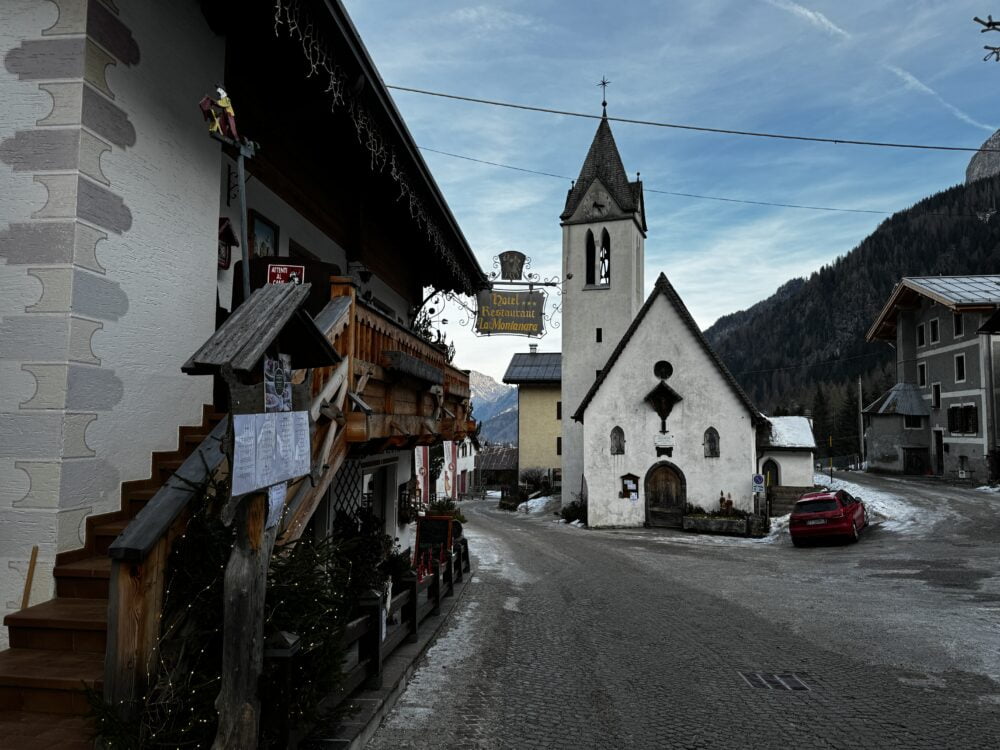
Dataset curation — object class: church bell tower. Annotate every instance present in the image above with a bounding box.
[560,104,647,497]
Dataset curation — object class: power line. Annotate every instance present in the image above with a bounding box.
[417,146,889,215]
[390,85,998,154]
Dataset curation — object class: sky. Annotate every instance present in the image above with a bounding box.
[341,0,1000,381]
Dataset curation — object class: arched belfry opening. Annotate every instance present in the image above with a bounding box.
[585,229,596,285]
[599,228,610,285]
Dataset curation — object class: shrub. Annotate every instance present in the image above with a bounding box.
[560,499,588,525]
[429,496,467,523]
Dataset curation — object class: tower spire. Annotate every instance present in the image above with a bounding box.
[598,76,610,117]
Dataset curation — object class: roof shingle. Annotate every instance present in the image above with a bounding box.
[503,352,562,383]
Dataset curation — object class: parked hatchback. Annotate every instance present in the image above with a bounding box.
[789,490,868,546]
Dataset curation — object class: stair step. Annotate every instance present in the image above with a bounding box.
[93,519,130,555]
[54,557,110,599]
[125,487,158,516]
[0,710,93,749]
[0,649,103,714]
[157,458,184,481]
[4,599,107,653]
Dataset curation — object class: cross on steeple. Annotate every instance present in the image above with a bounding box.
[598,76,610,117]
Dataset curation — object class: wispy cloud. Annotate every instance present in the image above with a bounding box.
[762,0,850,39]
[883,65,995,132]
[763,0,994,133]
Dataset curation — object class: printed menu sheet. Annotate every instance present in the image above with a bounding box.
[231,411,310,496]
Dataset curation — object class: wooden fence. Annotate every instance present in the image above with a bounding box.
[329,537,472,703]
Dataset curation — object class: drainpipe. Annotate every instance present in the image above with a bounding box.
[984,332,997,481]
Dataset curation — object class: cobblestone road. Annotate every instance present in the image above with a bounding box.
[367,474,1000,749]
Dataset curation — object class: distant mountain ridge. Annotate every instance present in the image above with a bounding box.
[703,175,1000,411]
[469,370,518,444]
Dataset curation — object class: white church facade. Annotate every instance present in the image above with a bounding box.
[559,110,815,528]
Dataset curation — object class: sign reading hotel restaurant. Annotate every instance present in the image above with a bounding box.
[475,289,545,337]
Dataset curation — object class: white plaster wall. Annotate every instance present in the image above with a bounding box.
[0,2,64,635]
[391,450,415,552]
[758,451,814,487]
[582,294,756,528]
[561,180,644,498]
[81,0,222,533]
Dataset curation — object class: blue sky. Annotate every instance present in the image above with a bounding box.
[342,0,999,381]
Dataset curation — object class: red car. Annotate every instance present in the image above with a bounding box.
[789,490,868,546]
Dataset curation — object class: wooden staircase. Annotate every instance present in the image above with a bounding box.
[0,406,225,749]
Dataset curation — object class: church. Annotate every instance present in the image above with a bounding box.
[550,105,813,528]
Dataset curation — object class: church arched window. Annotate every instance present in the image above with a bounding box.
[610,426,625,455]
[704,427,720,458]
[599,228,611,285]
[585,230,596,285]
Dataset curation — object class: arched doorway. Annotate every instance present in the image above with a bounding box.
[644,462,686,528]
[762,459,780,487]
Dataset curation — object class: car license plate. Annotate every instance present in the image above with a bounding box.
[806,519,826,525]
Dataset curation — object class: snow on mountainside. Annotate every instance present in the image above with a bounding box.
[469,371,518,444]
[469,371,516,423]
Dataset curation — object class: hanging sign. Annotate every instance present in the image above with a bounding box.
[474,289,545,337]
[267,263,305,285]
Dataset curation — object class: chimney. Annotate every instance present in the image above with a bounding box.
[529,343,538,354]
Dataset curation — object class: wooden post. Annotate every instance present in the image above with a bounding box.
[401,572,419,643]
[212,491,278,750]
[103,537,168,722]
[430,562,441,616]
[443,550,454,597]
[20,545,38,610]
[359,590,384,689]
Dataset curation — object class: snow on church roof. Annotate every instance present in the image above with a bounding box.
[762,416,816,450]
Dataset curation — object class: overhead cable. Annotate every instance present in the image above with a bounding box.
[390,85,997,154]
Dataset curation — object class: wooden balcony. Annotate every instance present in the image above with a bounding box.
[311,277,475,451]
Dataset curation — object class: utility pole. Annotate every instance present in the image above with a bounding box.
[975,14,1000,60]
[858,375,865,468]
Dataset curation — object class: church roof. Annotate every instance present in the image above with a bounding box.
[561,116,644,227]
[572,273,763,423]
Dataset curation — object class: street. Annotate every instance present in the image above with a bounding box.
[367,472,1000,749]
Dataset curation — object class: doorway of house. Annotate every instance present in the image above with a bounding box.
[644,462,686,527]
[934,431,944,475]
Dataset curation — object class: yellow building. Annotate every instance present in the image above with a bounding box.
[503,345,562,487]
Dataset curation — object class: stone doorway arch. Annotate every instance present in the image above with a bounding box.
[762,459,780,487]
[644,461,686,528]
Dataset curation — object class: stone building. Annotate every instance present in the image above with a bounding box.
[559,112,813,528]
[559,112,646,498]
[865,276,1000,481]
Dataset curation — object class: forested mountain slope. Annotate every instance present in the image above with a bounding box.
[703,176,1000,413]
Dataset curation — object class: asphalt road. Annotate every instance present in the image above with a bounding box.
[366,473,1000,749]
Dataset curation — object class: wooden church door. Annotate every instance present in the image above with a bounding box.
[645,463,685,527]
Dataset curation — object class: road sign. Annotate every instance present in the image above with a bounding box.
[752,474,765,493]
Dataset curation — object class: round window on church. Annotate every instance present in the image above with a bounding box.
[654,360,673,380]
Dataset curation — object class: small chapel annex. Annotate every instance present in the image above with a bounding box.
[554,105,813,528]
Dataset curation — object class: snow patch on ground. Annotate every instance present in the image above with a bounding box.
[485,490,502,499]
[517,495,560,515]
[813,473,931,534]
[976,485,1000,494]
[463,524,534,586]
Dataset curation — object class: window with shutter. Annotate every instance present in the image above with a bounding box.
[963,405,978,434]
[948,406,960,433]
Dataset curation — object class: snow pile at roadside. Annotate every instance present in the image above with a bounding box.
[485,490,502,499]
[517,495,560,515]
[813,473,927,534]
[976,485,1000,494]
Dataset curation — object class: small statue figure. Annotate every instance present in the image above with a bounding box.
[719,491,726,511]
[725,492,734,512]
[199,84,239,140]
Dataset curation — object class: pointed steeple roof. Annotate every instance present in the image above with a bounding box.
[561,115,641,222]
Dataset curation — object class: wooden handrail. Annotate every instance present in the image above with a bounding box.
[108,418,228,562]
